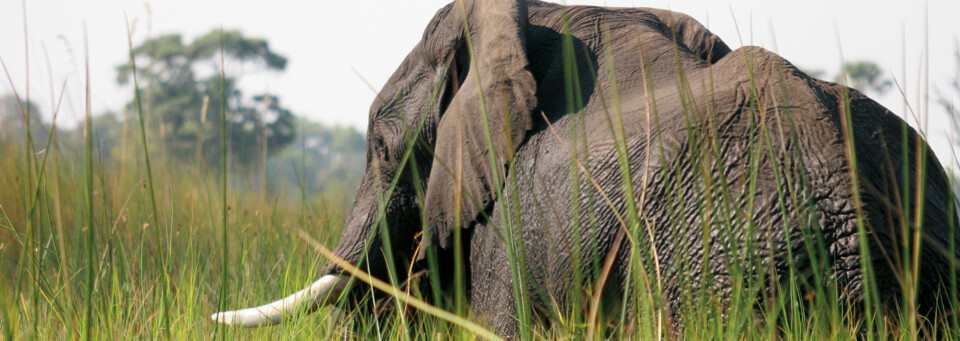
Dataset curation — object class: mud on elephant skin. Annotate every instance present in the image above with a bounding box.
[212,0,960,336]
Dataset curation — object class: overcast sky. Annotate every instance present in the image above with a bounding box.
[1,0,958,166]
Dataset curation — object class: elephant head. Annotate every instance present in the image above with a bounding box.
[211,0,540,326]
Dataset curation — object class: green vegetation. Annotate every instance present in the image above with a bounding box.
[115,29,295,166]
[0,96,50,150]
[0,26,369,339]
[1,23,959,341]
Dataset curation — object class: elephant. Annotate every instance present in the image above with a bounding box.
[212,0,960,337]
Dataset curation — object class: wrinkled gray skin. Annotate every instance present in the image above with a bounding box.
[217,0,960,336]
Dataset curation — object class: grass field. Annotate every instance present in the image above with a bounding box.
[2,19,960,341]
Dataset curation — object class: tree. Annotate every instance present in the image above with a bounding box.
[115,29,295,166]
[0,95,50,150]
[835,60,892,96]
[264,118,365,209]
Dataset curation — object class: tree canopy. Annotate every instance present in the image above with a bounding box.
[115,29,294,165]
[0,95,50,150]
[835,60,892,96]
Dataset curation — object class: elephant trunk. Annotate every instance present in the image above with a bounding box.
[210,274,349,327]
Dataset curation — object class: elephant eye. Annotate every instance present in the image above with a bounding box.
[369,116,407,163]
[371,134,393,163]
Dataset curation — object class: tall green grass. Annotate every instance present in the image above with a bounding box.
[2,7,959,341]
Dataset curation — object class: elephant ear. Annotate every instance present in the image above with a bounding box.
[423,0,537,250]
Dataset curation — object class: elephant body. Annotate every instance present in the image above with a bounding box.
[214,1,959,337]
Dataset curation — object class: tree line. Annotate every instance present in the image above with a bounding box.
[0,29,365,203]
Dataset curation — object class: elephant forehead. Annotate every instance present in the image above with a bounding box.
[529,3,664,38]
[527,3,718,67]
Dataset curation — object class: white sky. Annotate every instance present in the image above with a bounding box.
[1,0,958,167]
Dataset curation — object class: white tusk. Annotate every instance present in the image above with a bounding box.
[211,274,346,327]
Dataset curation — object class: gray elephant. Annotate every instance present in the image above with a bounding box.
[213,0,959,337]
